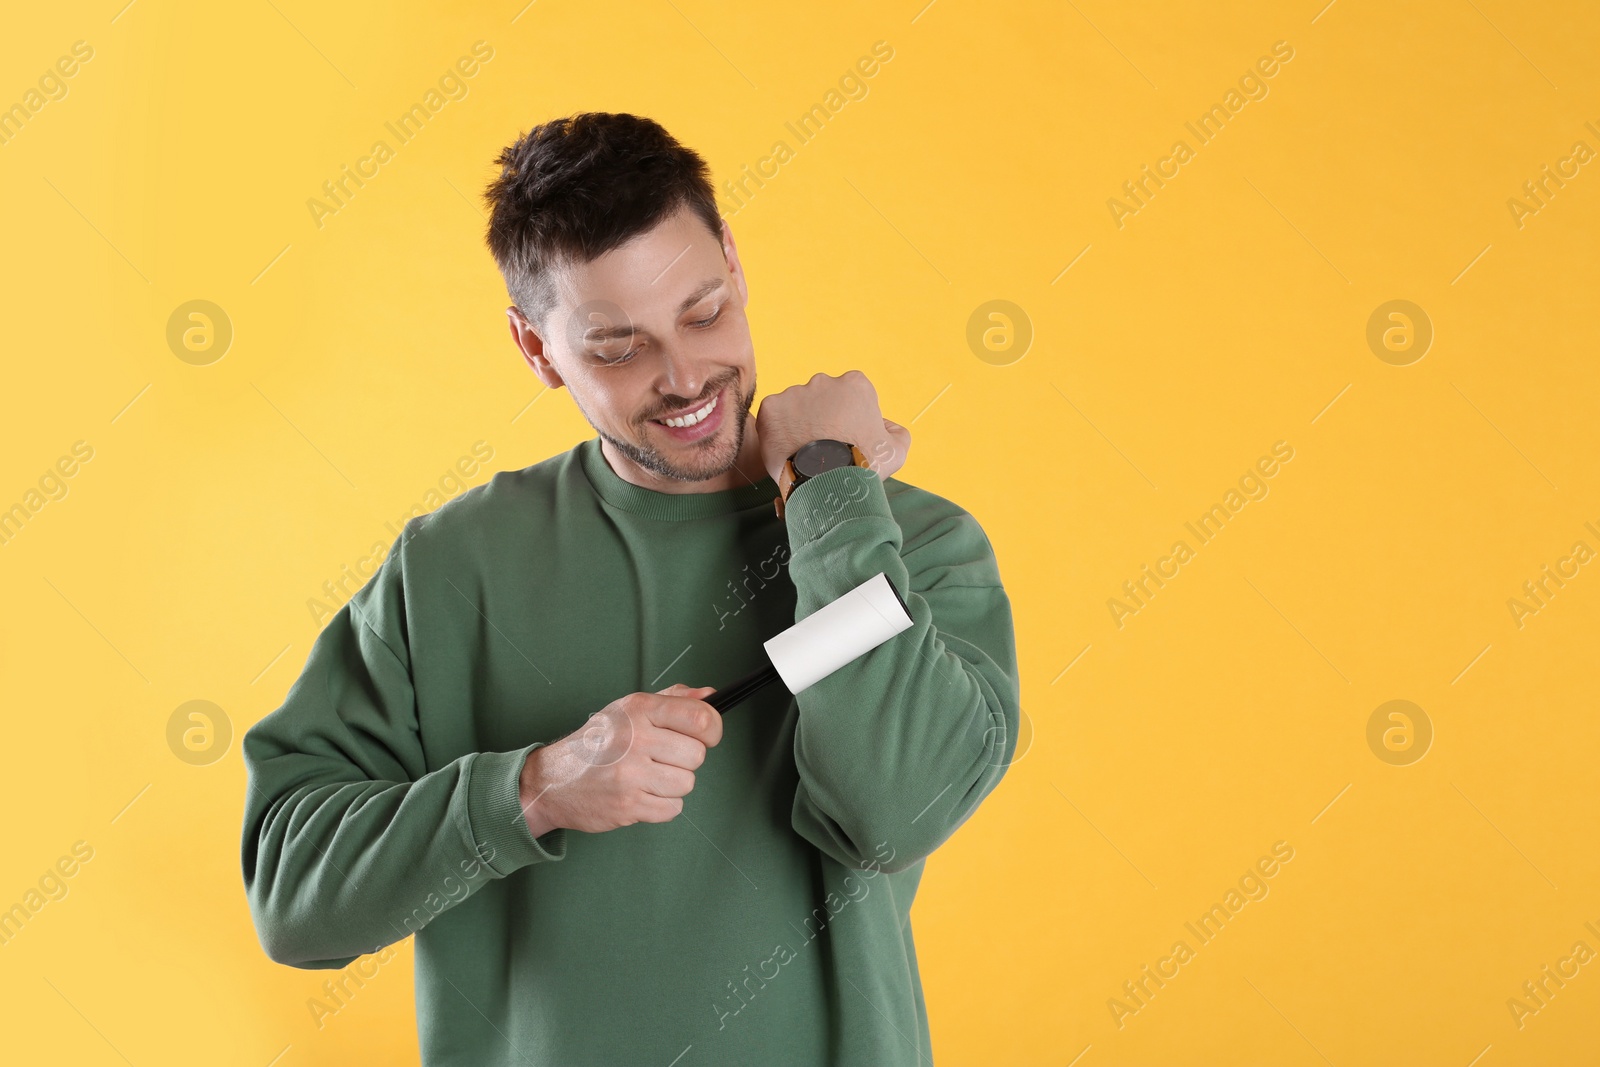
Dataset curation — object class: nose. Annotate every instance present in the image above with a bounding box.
[654,345,710,409]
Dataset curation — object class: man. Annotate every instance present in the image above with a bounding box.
[240,111,1021,1066]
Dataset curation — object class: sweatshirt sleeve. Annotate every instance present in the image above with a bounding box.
[239,531,567,970]
[781,464,1021,875]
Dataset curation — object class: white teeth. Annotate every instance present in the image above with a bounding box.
[658,392,718,428]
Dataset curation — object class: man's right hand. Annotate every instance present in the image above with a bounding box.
[517,682,722,838]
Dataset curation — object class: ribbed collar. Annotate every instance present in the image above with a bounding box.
[576,436,781,520]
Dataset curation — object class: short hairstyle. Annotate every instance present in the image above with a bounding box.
[482,112,724,333]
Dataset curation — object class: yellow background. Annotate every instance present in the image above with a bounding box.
[2,1,1597,1063]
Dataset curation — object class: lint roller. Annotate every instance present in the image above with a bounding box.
[707,571,914,714]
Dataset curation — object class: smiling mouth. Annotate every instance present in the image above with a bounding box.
[652,395,723,428]
[650,387,722,428]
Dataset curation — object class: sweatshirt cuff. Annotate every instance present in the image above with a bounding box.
[465,743,567,875]
[783,465,891,550]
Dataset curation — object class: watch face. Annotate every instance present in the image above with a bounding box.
[794,439,854,478]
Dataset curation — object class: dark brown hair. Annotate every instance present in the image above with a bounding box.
[483,112,724,331]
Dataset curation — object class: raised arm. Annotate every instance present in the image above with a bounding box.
[781,465,1021,874]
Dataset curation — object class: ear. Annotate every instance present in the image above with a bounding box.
[507,306,565,390]
[720,218,748,308]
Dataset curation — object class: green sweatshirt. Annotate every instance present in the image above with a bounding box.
[240,435,1021,1066]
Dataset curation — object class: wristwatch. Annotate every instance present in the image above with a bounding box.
[775,439,871,518]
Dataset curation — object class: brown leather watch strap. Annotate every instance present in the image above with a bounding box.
[773,443,870,519]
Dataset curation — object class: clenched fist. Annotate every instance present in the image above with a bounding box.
[754,370,911,486]
[518,682,723,837]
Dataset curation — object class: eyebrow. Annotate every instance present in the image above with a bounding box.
[580,278,726,342]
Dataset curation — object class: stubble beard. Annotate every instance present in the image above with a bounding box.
[595,369,756,485]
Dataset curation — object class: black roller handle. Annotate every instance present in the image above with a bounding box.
[706,661,781,714]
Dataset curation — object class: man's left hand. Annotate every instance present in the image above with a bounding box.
[755,370,912,486]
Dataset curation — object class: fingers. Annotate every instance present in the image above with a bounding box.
[632,793,685,824]
[655,682,716,698]
[641,762,697,800]
[648,729,709,772]
[643,690,723,748]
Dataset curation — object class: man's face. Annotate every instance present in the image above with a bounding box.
[511,204,757,487]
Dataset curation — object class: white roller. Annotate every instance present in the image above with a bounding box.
[763,571,914,694]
